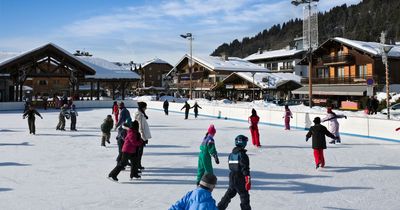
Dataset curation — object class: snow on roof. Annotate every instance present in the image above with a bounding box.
[0,52,20,64]
[244,48,305,61]
[142,58,170,68]
[235,72,301,89]
[78,56,140,80]
[179,54,269,72]
[334,37,400,57]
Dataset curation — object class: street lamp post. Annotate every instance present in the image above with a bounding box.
[180,33,193,99]
[380,32,393,119]
[292,0,319,108]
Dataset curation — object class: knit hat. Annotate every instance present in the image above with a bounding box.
[207,124,216,136]
[327,107,332,113]
[199,173,217,190]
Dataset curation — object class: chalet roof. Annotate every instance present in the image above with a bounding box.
[216,72,301,90]
[78,57,140,80]
[142,58,171,68]
[244,48,305,61]
[333,37,400,57]
[0,43,96,75]
[167,54,269,76]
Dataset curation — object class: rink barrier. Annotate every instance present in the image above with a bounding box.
[0,100,138,111]
[147,101,400,143]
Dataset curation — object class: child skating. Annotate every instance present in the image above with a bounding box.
[217,135,251,210]
[69,104,78,131]
[108,120,143,181]
[248,109,261,147]
[283,105,293,130]
[197,124,219,185]
[101,115,114,147]
[306,117,337,169]
[322,107,347,144]
[22,105,43,135]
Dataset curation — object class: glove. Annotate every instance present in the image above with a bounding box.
[396,127,400,131]
[41,117,43,119]
[214,155,220,164]
[245,176,251,191]
[305,138,309,142]
[144,140,149,146]
[344,116,347,119]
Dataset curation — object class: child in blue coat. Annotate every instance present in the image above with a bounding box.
[169,174,218,210]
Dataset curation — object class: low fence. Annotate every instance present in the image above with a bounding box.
[146,101,399,143]
[0,100,138,111]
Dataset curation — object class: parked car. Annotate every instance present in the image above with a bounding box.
[381,103,400,116]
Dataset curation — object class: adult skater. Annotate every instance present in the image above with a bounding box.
[101,115,114,146]
[22,105,43,135]
[115,102,131,162]
[69,104,78,131]
[108,120,143,181]
[135,102,151,170]
[248,109,261,147]
[306,117,337,169]
[163,99,169,115]
[169,174,218,210]
[112,101,119,124]
[181,101,191,119]
[322,107,347,144]
[197,124,219,185]
[217,135,251,210]
[56,104,69,131]
[191,102,202,118]
[283,105,293,130]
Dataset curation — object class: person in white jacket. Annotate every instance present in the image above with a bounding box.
[135,102,152,170]
[322,107,347,144]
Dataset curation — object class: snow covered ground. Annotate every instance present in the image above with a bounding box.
[1,108,400,210]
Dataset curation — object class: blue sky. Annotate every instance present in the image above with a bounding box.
[0,0,362,65]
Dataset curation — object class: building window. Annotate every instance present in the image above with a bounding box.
[357,65,368,78]
[317,68,329,78]
[336,66,345,78]
[271,63,278,71]
[38,80,48,85]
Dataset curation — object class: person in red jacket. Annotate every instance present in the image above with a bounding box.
[112,101,119,124]
[248,108,261,147]
[108,120,143,181]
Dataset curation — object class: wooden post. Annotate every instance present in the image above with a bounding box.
[112,83,116,100]
[15,82,19,102]
[90,81,93,100]
[96,81,100,100]
[121,81,126,100]
[19,83,23,101]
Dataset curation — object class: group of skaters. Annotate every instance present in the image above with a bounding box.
[105,101,152,181]
[170,125,252,210]
[22,102,78,135]
[162,100,203,119]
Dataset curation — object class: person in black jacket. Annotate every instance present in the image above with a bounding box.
[181,101,191,119]
[306,117,337,169]
[23,105,43,135]
[163,99,169,115]
[191,102,202,118]
[218,135,251,210]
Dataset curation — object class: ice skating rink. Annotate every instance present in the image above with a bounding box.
[0,108,399,210]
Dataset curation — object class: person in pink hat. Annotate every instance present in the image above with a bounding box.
[196,124,220,185]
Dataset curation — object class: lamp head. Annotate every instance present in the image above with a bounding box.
[383,45,393,53]
[180,33,192,39]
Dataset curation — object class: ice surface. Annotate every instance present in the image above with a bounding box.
[0,108,399,209]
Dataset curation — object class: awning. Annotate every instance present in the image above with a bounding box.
[292,85,367,96]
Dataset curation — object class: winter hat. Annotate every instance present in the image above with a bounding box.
[199,173,217,190]
[235,135,248,147]
[327,107,333,113]
[119,102,125,108]
[207,124,216,136]
[313,117,321,124]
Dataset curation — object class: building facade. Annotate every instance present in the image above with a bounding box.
[293,37,400,108]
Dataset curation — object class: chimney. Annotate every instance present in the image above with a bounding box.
[220,52,229,61]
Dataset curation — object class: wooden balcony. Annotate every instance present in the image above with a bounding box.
[300,75,379,85]
[321,54,354,65]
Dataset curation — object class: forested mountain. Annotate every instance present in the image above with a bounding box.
[211,0,400,58]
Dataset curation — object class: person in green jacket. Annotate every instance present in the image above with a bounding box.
[197,124,220,185]
[101,115,114,147]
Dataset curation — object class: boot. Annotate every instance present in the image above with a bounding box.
[108,174,118,181]
[329,140,335,144]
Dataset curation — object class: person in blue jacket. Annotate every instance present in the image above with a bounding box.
[169,173,218,210]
